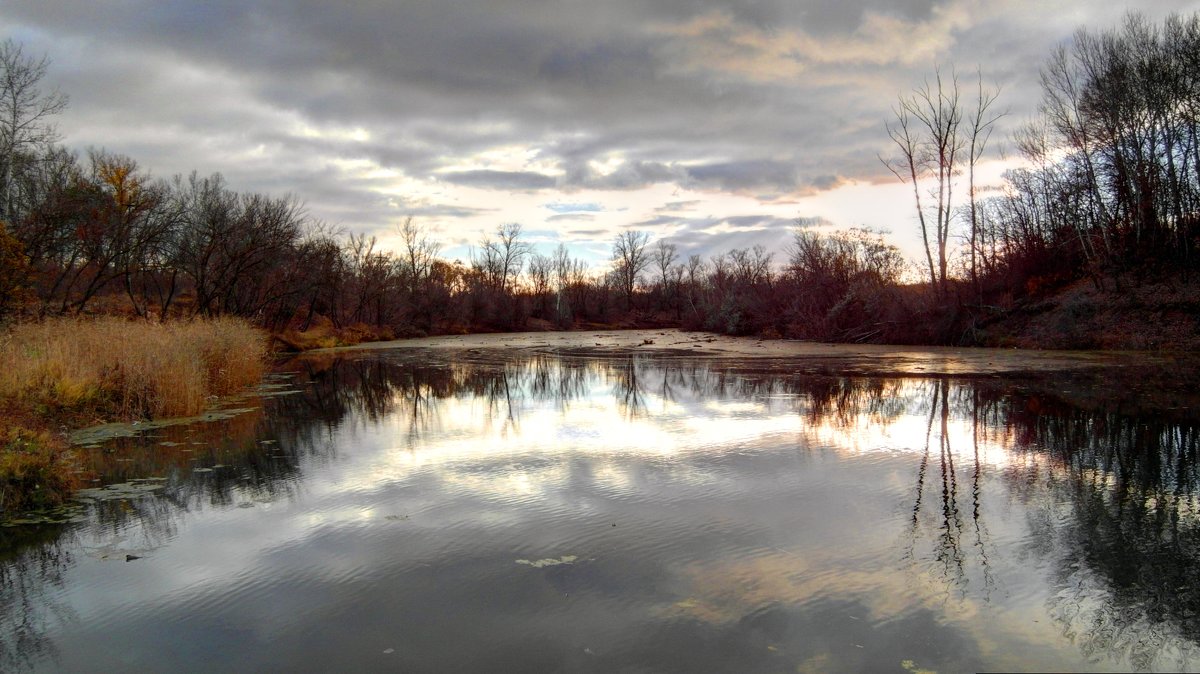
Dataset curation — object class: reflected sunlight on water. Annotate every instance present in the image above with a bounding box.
[1,350,1198,672]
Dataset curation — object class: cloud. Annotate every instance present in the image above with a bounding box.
[4,0,1197,256]
[547,213,597,222]
[656,201,701,213]
[684,160,799,192]
[437,170,557,191]
[544,202,604,213]
[403,204,497,219]
[795,215,836,229]
[633,213,797,259]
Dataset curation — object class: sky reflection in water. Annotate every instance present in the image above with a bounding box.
[2,351,1199,672]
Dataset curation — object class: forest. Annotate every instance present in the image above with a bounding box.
[1,11,1199,348]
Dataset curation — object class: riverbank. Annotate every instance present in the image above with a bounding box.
[324,328,1200,419]
[330,327,1183,375]
[0,317,268,516]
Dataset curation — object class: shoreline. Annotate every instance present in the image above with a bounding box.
[318,328,1185,378]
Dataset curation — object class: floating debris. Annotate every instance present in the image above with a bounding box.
[515,555,578,568]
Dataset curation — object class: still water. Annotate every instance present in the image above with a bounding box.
[2,350,1199,672]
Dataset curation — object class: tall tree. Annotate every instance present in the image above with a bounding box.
[474,222,530,294]
[611,230,650,308]
[0,39,68,224]
[884,68,1000,296]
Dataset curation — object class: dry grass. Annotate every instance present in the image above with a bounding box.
[0,316,268,421]
[0,316,268,518]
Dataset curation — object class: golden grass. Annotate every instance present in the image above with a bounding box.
[0,316,268,421]
[0,316,268,518]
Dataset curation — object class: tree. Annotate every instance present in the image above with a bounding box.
[652,238,678,310]
[884,68,1000,296]
[473,222,529,294]
[0,220,29,319]
[0,39,68,224]
[966,72,1004,294]
[396,217,442,329]
[551,242,585,325]
[396,217,440,298]
[611,230,650,308]
[527,252,552,316]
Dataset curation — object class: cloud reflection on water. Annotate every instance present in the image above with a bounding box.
[0,351,1198,671]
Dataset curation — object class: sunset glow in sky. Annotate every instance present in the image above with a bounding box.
[3,1,1196,268]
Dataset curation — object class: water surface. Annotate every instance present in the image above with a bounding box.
[2,350,1198,672]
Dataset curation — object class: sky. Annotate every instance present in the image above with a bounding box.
[3,0,1198,269]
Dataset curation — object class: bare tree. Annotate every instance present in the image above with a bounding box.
[884,68,998,296]
[611,230,650,307]
[396,217,441,297]
[0,39,68,223]
[652,238,678,309]
[473,222,530,294]
[966,72,1004,294]
[527,252,552,315]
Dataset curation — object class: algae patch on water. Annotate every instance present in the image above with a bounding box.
[70,408,259,446]
[73,478,168,502]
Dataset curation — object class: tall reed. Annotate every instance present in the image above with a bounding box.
[0,316,268,516]
[0,316,268,420]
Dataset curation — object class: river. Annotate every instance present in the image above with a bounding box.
[2,339,1198,672]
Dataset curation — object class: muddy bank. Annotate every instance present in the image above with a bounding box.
[328,328,1189,376]
[321,329,1200,419]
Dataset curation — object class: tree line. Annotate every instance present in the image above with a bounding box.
[0,35,909,340]
[2,11,1198,345]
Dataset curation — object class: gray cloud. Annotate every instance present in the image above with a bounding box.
[795,215,836,229]
[547,213,598,223]
[685,160,799,192]
[3,0,1196,256]
[636,213,798,260]
[438,170,557,191]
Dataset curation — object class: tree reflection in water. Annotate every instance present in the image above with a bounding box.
[276,352,1200,669]
[0,351,1197,670]
[0,527,75,671]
